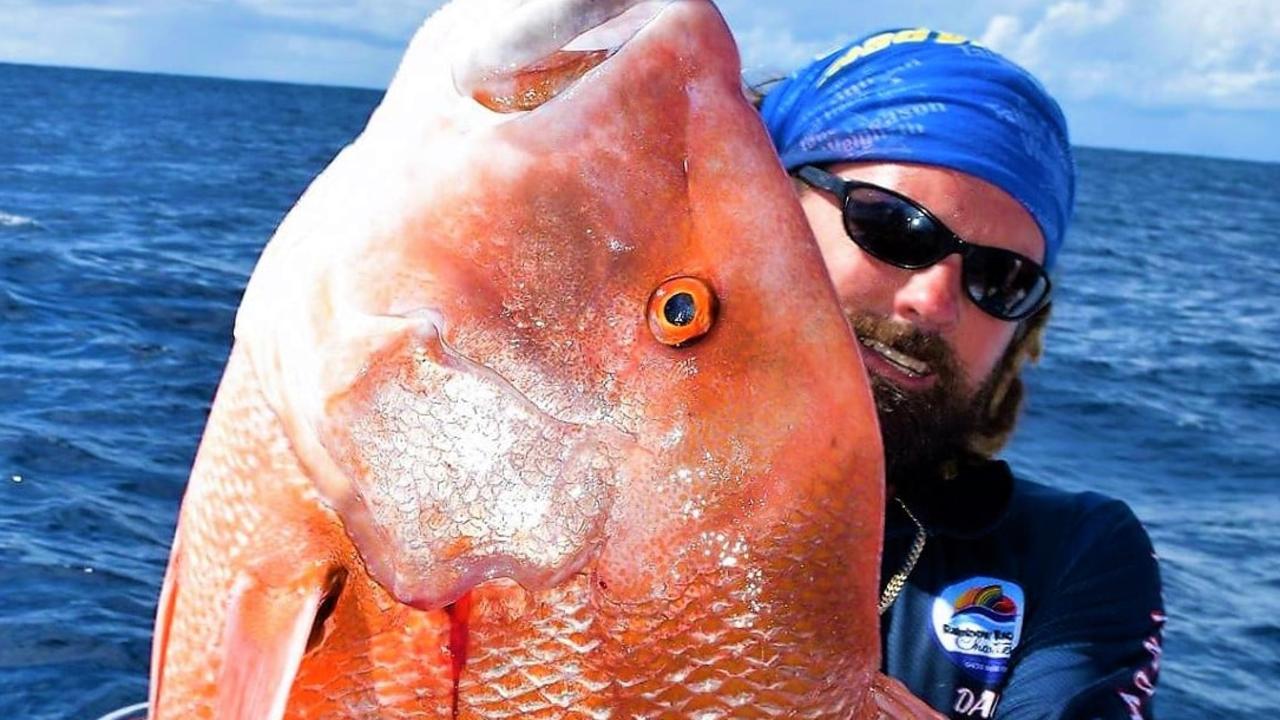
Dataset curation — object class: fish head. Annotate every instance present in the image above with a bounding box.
[236,0,883,703]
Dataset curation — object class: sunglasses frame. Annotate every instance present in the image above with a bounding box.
[795,164,1052,322]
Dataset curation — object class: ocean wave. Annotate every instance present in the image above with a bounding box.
[0,211,38,228]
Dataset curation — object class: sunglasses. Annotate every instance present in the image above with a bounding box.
[795,165,1052,321]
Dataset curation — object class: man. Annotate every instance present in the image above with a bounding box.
[758,29,1165,719]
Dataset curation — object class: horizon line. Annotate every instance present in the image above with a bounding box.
[3,58,1277,169]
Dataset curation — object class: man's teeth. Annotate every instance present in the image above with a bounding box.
[859,337,931,378]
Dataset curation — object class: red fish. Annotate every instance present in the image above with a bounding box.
[148,0,887,717]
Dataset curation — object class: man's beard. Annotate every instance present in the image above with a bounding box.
[849,313,997,500]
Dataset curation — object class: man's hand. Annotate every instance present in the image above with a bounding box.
[871,673,948,719]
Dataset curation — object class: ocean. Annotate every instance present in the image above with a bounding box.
[0,62,1276,718]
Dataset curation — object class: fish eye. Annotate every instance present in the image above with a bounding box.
[647,277,716,347]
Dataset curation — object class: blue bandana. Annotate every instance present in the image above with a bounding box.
[760,29,1075,270]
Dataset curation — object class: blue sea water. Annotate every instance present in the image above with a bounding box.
[0,62,1276,718]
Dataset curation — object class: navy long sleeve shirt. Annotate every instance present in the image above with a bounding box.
[880,460,1165,719]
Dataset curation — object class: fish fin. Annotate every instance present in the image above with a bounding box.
[147,533,182,718]
[216,562,336,720]
[869,673,947,720]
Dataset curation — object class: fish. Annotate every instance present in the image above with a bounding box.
[147,0,887,717]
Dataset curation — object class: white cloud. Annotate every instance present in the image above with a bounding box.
[0,0,415,86]
[980,0,1280,110]
[981,14,1023,53]
[731,24,831,82]
[2,0,1278,159]
[228,0,438,41]
[0,2,150,70]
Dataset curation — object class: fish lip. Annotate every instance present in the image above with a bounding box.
[453,0,678,105]
[562,0,674,53]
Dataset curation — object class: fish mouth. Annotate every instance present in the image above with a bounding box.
[456,0,674,112]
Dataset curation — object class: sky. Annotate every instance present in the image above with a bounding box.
[2,0,1279,163]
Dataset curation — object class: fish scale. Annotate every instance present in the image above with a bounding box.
[455,525,875,718]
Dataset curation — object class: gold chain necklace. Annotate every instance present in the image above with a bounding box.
[878,496,927,615]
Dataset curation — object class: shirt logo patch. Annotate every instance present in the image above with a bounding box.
[932,576,1025,685]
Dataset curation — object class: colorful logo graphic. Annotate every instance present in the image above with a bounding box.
[932,577,1025,685]
[952,585,1020,623]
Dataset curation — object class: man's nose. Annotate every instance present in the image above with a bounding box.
[892,256,963,332]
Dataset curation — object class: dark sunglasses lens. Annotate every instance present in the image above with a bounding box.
[963,248,1049,319]
[843,188,949,268]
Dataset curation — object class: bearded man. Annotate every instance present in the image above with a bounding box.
[759,29,1165,719]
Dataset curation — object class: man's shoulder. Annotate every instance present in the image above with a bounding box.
[1006,474,1144,531]
[906,459,1160,592]
[927,459,1149,545]
[998,471,1159,586]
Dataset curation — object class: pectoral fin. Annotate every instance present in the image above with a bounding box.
[148,533,183,716]
[216,562,342,720]
[870,673,947,720]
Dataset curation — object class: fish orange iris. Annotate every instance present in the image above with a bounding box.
[647,276,716,347]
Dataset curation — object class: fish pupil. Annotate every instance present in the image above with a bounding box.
[664,293,697,326]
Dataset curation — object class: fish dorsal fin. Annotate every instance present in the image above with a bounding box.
[216,562,336,720]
